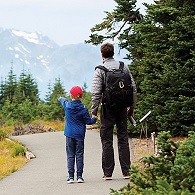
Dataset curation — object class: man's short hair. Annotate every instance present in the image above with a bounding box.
[100,43,114,58]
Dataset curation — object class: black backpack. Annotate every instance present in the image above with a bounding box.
[95,61,133,109]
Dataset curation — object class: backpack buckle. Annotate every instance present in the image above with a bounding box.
[119,81,124,88]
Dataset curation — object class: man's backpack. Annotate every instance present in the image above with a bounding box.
[95,61,133,109]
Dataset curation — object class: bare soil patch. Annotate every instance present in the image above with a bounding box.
[130,136,187,166]
[130,138,154,165]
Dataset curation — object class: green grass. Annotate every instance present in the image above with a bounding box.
[0,139,28,180]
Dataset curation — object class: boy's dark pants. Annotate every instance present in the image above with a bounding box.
[100,106,130,177]
[66,137,84,178]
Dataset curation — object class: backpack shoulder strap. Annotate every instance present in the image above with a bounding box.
[96,62,124,71]
[95,65,108,72]
[95,65,108,93]
[119,61,124,70]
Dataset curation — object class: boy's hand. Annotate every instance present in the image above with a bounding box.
[92,115,98,119]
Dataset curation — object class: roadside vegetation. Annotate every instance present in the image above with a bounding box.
[110,131,195,194]
[0,128,28,179]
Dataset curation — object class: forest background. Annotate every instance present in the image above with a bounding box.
[0,0,194,138]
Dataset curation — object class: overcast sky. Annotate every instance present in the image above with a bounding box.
[0,0,154,46]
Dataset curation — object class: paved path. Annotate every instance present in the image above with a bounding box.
[0,130,130,195]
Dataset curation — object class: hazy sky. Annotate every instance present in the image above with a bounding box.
[0,0,154,45]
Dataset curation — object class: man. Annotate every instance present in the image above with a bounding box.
[91,43,136,180]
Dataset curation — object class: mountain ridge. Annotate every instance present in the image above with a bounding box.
[0,27,129,99]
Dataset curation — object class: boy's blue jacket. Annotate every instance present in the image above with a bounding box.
[58,97,96,140]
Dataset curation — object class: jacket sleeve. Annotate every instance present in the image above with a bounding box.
[83,109,97,125]
[91,68,104,116]
[58,97,68,107]
[124,65,137,109]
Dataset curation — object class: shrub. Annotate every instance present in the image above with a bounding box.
[11,144,26,157]
[110,131,195,194]
[5,141,27,157]
[0,139,28,179]
[0,129,6,141]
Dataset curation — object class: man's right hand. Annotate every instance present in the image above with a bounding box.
[127,107,134,117]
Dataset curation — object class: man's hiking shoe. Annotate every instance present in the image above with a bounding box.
[67,177,74,184]
[123,175,130,179]
[102,176,112,180]
[77,176,84,183]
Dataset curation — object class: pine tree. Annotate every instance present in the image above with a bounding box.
[6,66,17,102]
[85,0,143,46]
[110,131,195,194]
[0,67,41,124]
[15,99,35,124]
[16,69,39,104]
[170,131,195,192]
[0,67,17,109]
[86,0,195,136]
[0,77,6,110]
[47,77,66,120]
[137,0,195,136]
[81,82,92,110]
[1,99,16,122]
[44,80,52,103]
[50,77,66,102]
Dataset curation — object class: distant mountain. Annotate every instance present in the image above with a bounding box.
[0,27,129,99]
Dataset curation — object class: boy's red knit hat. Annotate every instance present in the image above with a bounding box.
[70,86,83,97]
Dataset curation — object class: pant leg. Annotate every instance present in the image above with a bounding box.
[116,108,130,176]
[66,137,76,178]
[75,139,84,177]
[100,107,115,177]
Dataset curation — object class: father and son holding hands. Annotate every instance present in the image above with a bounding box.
[58,43,136,184]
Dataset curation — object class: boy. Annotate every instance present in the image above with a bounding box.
[58,86,97,184]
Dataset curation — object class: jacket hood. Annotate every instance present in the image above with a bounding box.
[67,100,84,114]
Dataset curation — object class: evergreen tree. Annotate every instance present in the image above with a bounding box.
[15,99,35,124]
[0,99,15,122]
[50,77,66,102]
[35,101,50,121]
[82,82,88,94]
[110,131,195,194]
[136,0,195,136]
[6,66,17,102]
[81,82,92,110]
[86,0,195,136]
[0,67,41,124]
[0,67,17,109]
[47,77,66,120]
[85,0,143,46]
[0,77,6,110]
[44,80,52,103]
[1,96,37,124]
[16,69,39,104]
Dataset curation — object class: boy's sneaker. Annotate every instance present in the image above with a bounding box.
[77,176,84,183]
[67,177,74,184]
